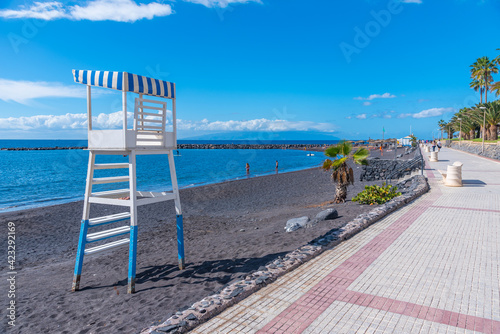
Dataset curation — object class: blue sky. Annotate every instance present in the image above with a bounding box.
[0,0,499,140]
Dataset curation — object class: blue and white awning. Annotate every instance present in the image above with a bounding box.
[72,69,175,99]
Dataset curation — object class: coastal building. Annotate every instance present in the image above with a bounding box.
[398,135,412,147]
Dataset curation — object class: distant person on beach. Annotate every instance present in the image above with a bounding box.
[380,145,383,156]
[275,160,279,170]
[246,163,250,174]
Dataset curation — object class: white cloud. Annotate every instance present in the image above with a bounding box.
[0,78,86,104]
[176,118,335,132]
[400,0,422,4]
[363,101,372,106]
[0,113,336,133]
[0,0,173,22]
[0,111,133,130]
[183,0,262,8]
[398,107,454,119]
[354,93,396,101]
[71,0,172,22]
[356,114,367,120]
[0,1,67,20]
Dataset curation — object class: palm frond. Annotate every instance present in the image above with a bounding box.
[322,159,333,170]
[341,171,348,184]
[338,140,352,156]
[352,148,369,163]
[331,157,347,169]
[324,146,340,158]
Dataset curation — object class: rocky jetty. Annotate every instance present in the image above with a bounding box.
[3,144,328,151]
[2,146,87,151]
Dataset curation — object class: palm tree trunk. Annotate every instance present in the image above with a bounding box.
[481,87,483,104]
[334,182,348,203]
[470,129,475,140]
[490,124,498,141]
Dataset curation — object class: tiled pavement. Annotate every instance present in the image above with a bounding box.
[190,147,500,334]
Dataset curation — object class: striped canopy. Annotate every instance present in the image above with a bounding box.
[73,69,175,99]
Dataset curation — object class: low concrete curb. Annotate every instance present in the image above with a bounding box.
[141,175,430,334]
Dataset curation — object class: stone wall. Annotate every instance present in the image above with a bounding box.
[360,148,421,182]
[450,141,500,160]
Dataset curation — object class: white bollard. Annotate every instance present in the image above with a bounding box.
[430,151,438,162]
[444,165,462,187]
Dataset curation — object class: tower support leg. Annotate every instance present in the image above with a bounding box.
[128,225,138,294]
[128,151,138,294]
[176,215,185,270]
[72,151,95,292]
[168,151,185,270]
[72,220,88,291]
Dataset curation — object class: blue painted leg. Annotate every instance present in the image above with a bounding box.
[127,225,138,294]
[72,220,88,292]
[177,214,185,270]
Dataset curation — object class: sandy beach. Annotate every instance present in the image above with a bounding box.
[0,162,389,333]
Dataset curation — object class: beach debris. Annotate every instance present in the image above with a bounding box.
[315,208,339,221]
[284,216,310,232]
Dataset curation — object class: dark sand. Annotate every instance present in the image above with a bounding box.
[0,160,391,333]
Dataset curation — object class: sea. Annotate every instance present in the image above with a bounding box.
[0,139,336,212]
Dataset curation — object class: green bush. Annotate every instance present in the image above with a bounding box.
[352,183,401,205]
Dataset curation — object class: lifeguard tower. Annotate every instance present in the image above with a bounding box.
[71,69,184,294]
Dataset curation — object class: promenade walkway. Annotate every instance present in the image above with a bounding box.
[190,147,500,334]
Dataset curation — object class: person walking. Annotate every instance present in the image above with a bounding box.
[437,140,442,152]
[246,163,250,175]
[432,140,437,152]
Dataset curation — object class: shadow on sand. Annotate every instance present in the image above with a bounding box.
[81,252,289,293]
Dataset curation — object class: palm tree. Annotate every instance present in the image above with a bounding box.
[451,109,477,140]
[470,78,484,103]
[491,81,500,97]
[489,49,500,97]
[470,57,498,103]
[322,140,369,203]
[484,101,500,141]
[465,103,490,140]
[438,119,452,139]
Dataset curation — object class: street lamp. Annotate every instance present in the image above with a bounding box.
[457,118,462,147]
[480,106,487,154]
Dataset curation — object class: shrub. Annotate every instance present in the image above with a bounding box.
[352,183,401,205]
